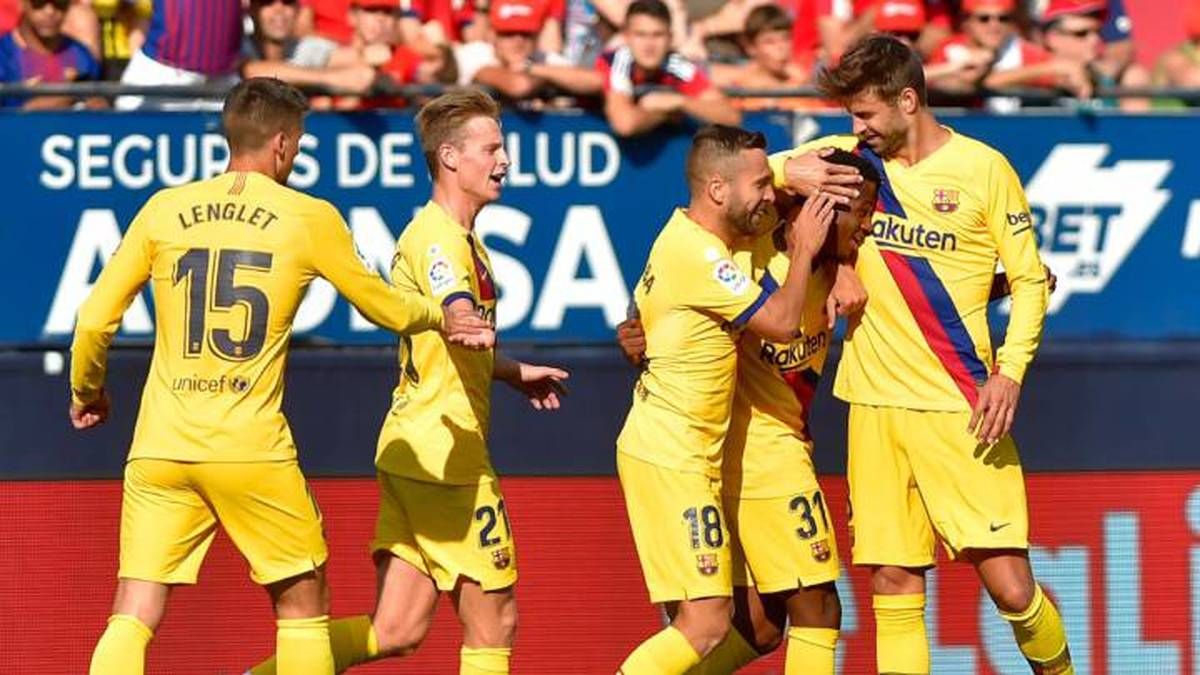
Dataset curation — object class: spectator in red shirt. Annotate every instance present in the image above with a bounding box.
[596,0,738,136]
[834,0,954,59]
[1039,0,1149,110]
[458,0,601,105]
[0,0,102,108]
[926,0,1090,107]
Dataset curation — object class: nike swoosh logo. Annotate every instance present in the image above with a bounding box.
[990,522,1010,532]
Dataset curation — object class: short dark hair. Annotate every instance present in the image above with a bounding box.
[825,148,880,187]
[415,88,502,178]
[817,34,927,105]
[685,124,767,196]
[625,0,671,27]
[222,77,309,154]
[744,5,793,42]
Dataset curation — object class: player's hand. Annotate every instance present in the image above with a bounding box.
[826,262,868,329]
[441,305,495,350]
[504,362,570,410]
[968,373,1020,446]
[640,91,686,113]
[789,191,836,259]
[616,317,647,367]
[1045,264,1057,294]
[69,390,111,430]
[782,148,863,205]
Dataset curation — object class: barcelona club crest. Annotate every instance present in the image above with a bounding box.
[491,547,512,570]
[696,554,720,576]
[932,188,959,213]
[810,540,831,563]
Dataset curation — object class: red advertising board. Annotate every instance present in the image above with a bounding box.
[1,473,1195,673]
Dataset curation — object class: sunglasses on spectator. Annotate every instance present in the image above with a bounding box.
[969,13,1013,24]
[1052,26,1100,38]
[29,0,70,11]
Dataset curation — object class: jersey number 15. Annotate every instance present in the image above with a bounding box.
[174,247,273,361]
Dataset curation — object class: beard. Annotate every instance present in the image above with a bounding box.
[727,198,776,238]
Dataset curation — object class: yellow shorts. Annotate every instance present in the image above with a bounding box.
[617,452,732,604]
[726,484,840,593]
[370,472,517,592]
[847,404,1029,567]
[119,458,327,586]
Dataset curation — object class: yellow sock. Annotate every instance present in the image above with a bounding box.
[619,625,701,675]
[686,628,759,674]
[249,614,379,674]
[1000,585,1074,675]
[460,646,511,674]
[874,594,929,675]
[276,615,334,675]
[89,614,153,675]
[785,626,838,675]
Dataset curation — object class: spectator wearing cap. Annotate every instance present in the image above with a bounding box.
[241,0,378,98]
[116,0,242,109]
[711,4,813,110]
[1153,1,1200,90]
[0,0,102,108]
[928,0,1089,110]
[457,0,602,105]
[1032,0,1135,82]
[1039,0,1149,110]
[595,0,738,137]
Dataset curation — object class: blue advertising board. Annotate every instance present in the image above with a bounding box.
[0,110,1198,344]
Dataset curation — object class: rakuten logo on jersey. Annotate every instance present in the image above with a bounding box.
[872,216,959,252]
[1027,144,1171,313]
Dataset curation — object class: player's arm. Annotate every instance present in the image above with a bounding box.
[605,89,672,137]
[827,258,868,329]
[744,193,837,343]
[493,351,570,411]
[307,203,493,348]
[769,142,864,205]
[678,87,742,127]
[989,265,1056,302]
[69,199,156,428]
[969,156,1049,444]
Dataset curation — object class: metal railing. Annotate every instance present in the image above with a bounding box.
[1,81,1199,107]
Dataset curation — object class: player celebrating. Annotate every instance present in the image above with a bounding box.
[248,89,568,675]
[772,35,1069,674]
[621,150,880,675]
[73,78,493,675]
[616,124,840,675]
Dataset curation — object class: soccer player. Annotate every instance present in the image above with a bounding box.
[72,78,493,675]
[616,124,841,675]
[618,149,880,675]
[249,89,568,675]
[771,35,1070,674]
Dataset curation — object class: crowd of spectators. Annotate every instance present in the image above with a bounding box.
[1,0,1199,128]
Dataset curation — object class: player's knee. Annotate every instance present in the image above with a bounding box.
[373,613,433,657]
[871,566,926,596]
[461,593,519,648]
[675,598,732,655]
[789,584,841,630]
[989,579,1036,615]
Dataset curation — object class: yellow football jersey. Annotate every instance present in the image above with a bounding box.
[724,238,833,498]
[376,201,498,485]
[70,171,444,463]
[769,129,1047,412]
[617,209,768,479]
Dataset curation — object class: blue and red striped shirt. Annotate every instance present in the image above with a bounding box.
[0,30,100,107]
[142,0,242,76]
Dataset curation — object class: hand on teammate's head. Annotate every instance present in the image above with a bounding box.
[788,191,836,259]
[782,148,863,205]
